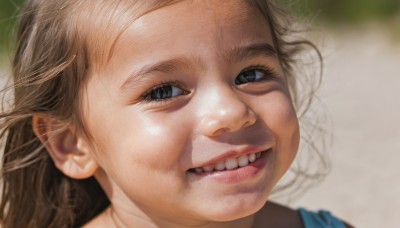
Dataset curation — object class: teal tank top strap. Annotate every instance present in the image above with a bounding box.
[298,208,346,228]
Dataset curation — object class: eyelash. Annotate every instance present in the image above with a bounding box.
[140,65,278,103]
[140,80,188,103]
[236,65,278,83]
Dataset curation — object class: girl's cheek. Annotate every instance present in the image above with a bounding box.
[279,96,299,145]
[259,90,297,124]
[259,91,299,148]
[277,95,300,162]
[121,112,193,168]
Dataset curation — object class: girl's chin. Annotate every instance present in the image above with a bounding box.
[193,195,268,222]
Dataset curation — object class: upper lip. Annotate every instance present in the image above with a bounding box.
[191,145,270,169]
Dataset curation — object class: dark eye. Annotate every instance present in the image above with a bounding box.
[235,69,267,85]
[143,83,186,101]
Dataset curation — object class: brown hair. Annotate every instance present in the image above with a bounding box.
[0,0,324,227]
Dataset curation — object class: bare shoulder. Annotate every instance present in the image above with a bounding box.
[253,201,304,228]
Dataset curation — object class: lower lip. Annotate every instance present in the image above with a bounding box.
[188,149,271,184]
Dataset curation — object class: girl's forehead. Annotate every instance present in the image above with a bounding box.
[77,0,271,69]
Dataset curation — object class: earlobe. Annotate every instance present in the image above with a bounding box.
[32,115,98,179]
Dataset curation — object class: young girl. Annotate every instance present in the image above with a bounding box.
[0,0,351,227]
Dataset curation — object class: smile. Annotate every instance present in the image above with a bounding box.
[188,149,270,174]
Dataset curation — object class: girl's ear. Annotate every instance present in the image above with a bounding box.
[32,115,98,179]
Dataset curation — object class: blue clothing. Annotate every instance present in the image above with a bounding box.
[298,208,346,228]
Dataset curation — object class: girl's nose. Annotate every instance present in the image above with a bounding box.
[199,89,257,137]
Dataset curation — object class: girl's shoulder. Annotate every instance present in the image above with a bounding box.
[255,201,352,228]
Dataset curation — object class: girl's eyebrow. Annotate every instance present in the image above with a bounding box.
[120,57,201,91]
[224,42,277,63]
[120,42,277,91]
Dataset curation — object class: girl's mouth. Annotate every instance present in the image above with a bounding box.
[188,149,270,174]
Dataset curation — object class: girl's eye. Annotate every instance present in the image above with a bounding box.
[235,68,273,85]
[142,83,186,101]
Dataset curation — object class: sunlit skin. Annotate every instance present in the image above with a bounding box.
[80,1,300,227]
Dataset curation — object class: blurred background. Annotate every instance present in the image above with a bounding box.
[1,1,400,227]
[0,0,24,70]
[281,1,400,228]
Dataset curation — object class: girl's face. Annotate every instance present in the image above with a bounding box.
[82,0,299,226]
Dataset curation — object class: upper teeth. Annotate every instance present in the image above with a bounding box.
[193,152,262,174]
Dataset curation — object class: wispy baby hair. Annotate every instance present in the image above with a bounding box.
[0,0,323,227]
